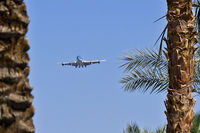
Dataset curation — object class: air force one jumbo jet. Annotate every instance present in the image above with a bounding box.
[59,56,106,68]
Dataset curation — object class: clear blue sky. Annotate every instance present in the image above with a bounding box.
[25,0,200,133]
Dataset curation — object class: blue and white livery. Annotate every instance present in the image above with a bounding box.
[60,56,106,68]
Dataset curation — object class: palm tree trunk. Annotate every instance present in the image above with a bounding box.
[0,0,35,133]
[165,0,197,132]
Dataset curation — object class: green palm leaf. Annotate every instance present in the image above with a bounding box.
[121,49,200,94]
[191,112,200,133]
[120,49,167,72]
[155,126,166,133]
[121,68,168,93]
[123,116,200,133]
[194,0,200,42]
[123,123,140,133]
[123,123,166,133]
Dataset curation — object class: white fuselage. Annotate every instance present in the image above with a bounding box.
[76,58,84,67]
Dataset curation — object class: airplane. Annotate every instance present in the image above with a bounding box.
[59,56,106,68]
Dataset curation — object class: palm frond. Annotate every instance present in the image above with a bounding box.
[123,123,167,133]
[153,15,166,23]
[191,112,200,133]
[194,0,200,43]
[155,126,166,133]
[143,130,152,133]
[194,67,200,93]
[121,48,200,94]
[124,123,140,133]
[154,24,167,46]
[120,49,168,72]
[157,25,167,55]
[121,68,169,93]
[194,47,200,93]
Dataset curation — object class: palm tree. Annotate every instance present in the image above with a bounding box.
[122,0,198,132]
[156,0,196,132]
[0,1,35,133]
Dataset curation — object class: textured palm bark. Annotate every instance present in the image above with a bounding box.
[165,0,197,132]
[0,0,35,133]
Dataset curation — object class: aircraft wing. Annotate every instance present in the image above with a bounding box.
[83,60,105,66]
[60,62,78,67]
